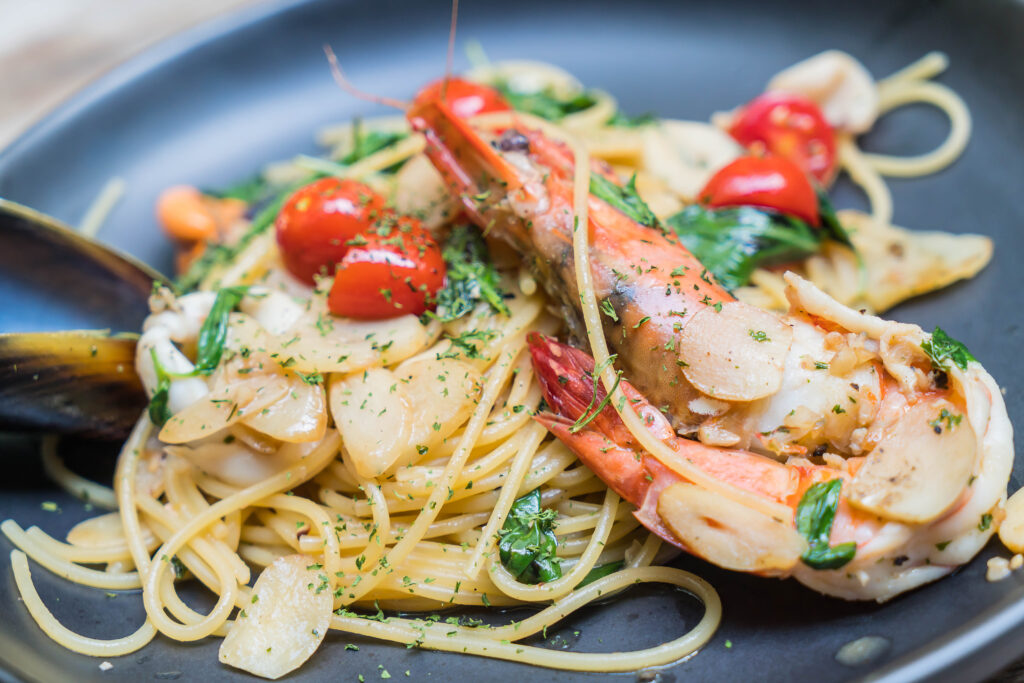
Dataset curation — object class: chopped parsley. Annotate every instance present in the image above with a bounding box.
[433,224,510,322]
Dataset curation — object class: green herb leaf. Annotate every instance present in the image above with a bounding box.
[816,189,854,247]
[433,224,510,322]
[575,560,624,588]
[795,479,856,570]
[922,327,976,372]
[498,488,562,584]
[148,348,173,426]
[176,181,311,292]
[436,329,498,360]
[194,286,249,375]
[170,555,187,580]
[665,205,821,290]
[340,123,407,168]
[204,174,270,204]
[589,173,658,228]
[570,354,622,434]
[606,111,657,127]
[494,82,597,121]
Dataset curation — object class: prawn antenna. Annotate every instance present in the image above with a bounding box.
[442,0,460,100]
[322,44,409,111]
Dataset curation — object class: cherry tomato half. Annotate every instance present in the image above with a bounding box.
[728,92,837,185]
[274,178,386,284]
[700,156,820,226]
[328,216,446,319]
[413,77,511,119]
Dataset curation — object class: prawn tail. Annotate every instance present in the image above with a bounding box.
[527,332,629,441]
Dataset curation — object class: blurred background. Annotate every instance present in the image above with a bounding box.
[0,0,262,148]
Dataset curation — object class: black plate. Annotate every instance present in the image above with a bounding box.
[1,0,1024,681]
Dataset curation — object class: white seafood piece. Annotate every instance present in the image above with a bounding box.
[780,274,1013,600]
[135,326,209,415]
[142,291,217,342]
[767,50,879,133]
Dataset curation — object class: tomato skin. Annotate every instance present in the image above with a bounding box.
[728,92,837,185]
[413,77,511,119]
[700,156,820,225]
[274,178,386,285]
[328,217,446,319]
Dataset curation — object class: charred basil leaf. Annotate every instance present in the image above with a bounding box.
[922,327,976,372]
[194,286,249,375]
[498,488,562,584]
[796,479,856,570]
[590,173,659,229]
[432,224,509,322]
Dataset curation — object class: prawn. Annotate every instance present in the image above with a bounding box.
[407,98,1014,600]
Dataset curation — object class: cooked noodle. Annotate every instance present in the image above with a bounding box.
[4,51,979,677]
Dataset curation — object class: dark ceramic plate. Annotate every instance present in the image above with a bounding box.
[2,0,1024,680]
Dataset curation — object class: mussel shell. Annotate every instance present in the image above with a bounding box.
[0,198,163,332]
[0,332,145,439]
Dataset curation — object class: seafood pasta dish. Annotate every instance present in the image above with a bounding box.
[4,47,1017,679]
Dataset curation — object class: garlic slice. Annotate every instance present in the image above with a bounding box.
[658,482,805,572]
[219,554,333,680]
[848,399,975,523]
[677,301,793,402]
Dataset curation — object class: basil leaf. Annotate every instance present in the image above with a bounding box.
[590,173,659,228]
[498,488,562,584]
[432,224,510,322]
[816,189,854,247]
[194,286,249,375]
[575,560,625,588]
[795,479,856,570]
[665,205,820,290]
[204,174,270,204]
[147,348,172,426]
[341,125,407,167]
[922,326,976,372]
[494,82,597,121]
[607,111,657,128]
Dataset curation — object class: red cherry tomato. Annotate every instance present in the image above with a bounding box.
[328,216,446,319]
[274,178,386,285]
[700,156,820,226]
[413,77,511,119]
[728,92,837,185]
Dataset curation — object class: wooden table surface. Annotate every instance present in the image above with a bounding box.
[0,0,261,149]
[1,1,1022,680]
